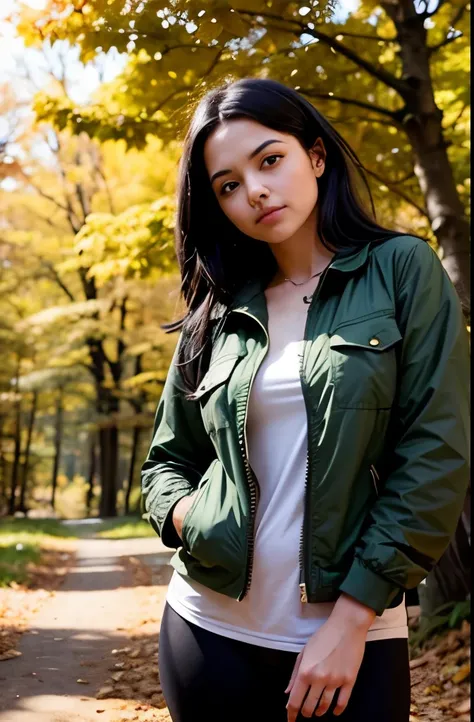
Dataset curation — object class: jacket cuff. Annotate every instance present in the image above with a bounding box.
[339,557,402,617]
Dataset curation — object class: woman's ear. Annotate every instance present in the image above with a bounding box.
[309,138,326,177]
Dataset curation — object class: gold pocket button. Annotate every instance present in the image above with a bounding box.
[369,338,380,346]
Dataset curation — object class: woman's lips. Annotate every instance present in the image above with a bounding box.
[257,206,286,224]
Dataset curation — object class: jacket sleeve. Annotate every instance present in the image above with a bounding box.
[140,332,216,548]
[339,239,470,616]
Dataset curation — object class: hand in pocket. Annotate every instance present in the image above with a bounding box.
[172,492,199,541]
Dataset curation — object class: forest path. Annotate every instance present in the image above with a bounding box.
[0,531,172,722]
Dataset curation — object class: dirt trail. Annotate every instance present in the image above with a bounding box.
[0,534,173,722]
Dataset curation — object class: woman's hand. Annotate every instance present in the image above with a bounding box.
[285,593,376,720]
[172,492,198,541]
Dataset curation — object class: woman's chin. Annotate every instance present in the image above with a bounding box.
[260,226,297,244]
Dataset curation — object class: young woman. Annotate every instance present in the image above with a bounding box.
[141,78,470,722]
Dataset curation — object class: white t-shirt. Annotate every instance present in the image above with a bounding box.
[166,277,408,651]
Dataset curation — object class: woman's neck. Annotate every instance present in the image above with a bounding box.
[267,236,335,289]
[266,208,335,289]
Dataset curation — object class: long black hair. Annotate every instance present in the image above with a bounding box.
[163,77,417,394]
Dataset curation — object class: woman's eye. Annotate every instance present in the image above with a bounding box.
[262,154,283,168]
[219,155,283,195]
[221,181,239,195]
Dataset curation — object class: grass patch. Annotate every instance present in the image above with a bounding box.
[93,516,156,539]
[0,519,78,588]
[0,515,155,586]
[0,543,41,587]
[0,519,80,540]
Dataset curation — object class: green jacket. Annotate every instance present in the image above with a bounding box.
[141,235,470,616]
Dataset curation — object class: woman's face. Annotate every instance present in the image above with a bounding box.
[203,118,326,244]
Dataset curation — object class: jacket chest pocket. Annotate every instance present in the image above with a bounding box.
[329,313,402,409]
[189,340,246,432]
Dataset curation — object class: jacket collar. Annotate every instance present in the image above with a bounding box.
[229,242,371,312]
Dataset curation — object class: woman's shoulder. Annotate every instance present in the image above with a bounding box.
[370,234,440,281]
[371,233,429,259]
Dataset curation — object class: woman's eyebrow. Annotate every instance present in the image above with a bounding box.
[210,139,286,185]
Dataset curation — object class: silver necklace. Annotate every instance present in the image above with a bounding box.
[283,268,326,305]
[283,268,325,286]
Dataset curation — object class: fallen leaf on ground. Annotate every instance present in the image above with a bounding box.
[0,649,22,661]
[452,663,470,684]
[454,698,470,714]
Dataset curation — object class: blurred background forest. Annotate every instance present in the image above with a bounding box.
[0,0,470,610]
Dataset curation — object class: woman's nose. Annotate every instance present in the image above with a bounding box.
[247,182,269,207]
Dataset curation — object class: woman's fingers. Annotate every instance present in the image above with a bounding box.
[284,651,303,694]
[286,675,311,722]
[331,684,353,716]
[314,686,338,717]
[299,684,325,718]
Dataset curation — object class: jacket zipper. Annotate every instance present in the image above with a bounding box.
[298,264,332,604]
[232,310,269,601]
[370,464,380,496]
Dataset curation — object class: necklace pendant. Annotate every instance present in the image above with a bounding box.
[303,294,312,304]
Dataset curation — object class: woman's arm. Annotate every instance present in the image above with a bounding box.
[339,238,470,616]
[141,332,216,548]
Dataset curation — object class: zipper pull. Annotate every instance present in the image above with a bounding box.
[370,464,380,496]
[299,583,308,603]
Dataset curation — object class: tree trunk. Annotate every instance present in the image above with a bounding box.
[51,387,64,510]
[18,391,38,515]
[98,423,119,517]
[125,426,141,515]
[86,433,97,516]
[403,111,470,313]
[383,1,470,312]
[97,388,120,518]
[8,365,22,516]
[382,0,471,614]
[85,305,125,519]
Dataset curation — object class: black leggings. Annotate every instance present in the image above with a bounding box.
[158,602,411,722]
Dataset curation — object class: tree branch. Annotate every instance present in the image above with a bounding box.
[93,159,116,215]
[444,102,469,130]
[150,48,224,125]
[0,239,76,301]
[449,0,470,30]
[239,10,410,96]
[17,168,71,214]
[331,114,404,128]
[363,165,429,217]
[53,134,83,234]
[297,89,401,121]
[40,259,76,302]
[428,1,469,53]
[428,31,463,53]
[19,204,63,230]
[328,31,397,42]
[73,150,92,223]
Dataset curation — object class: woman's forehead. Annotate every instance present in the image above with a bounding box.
[204,119,291,167]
